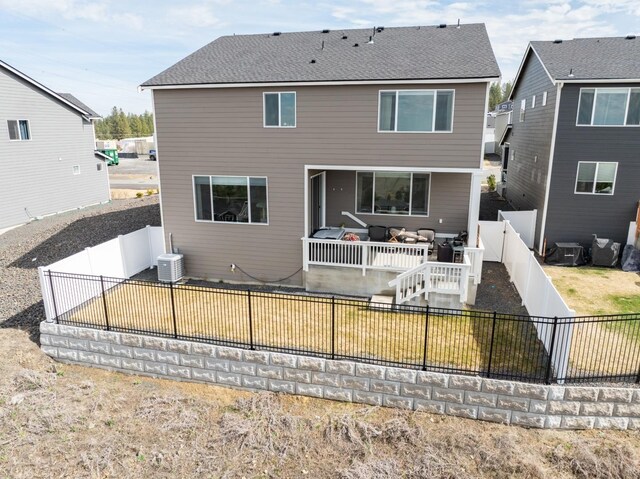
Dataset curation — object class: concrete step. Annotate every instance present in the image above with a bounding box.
[369,294,394,310]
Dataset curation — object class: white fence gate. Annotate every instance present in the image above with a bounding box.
[498,210,537,249]
[478,220,504,262]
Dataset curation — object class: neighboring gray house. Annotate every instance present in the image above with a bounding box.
[501,36,640,253]
[0,60,109,230]
[142,25,499,301]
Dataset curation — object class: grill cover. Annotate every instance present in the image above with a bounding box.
[590,236,620,267]
[544,242,586,266]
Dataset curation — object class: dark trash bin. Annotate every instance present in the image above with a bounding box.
[437,240,453,263]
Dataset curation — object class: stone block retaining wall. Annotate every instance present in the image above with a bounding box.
[40,321,640,430]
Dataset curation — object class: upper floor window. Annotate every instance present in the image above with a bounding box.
[519,99,526,122]
[542,91,548,106]
[577,88,640,126]
[575,161,617,195]
[8,120,30,140]
[263,92,296,127]
[356,171,430,216]
[531,95,536,108]
[194,175,268,224]
[378,90,454,132]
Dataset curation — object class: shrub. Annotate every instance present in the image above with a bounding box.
[136,192,143,198]
[487,174,497,192]
[146,189,154,196]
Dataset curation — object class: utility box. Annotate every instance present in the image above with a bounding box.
[157,254,184,282]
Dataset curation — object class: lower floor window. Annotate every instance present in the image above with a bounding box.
[356,171,430,216]
[575,162,617,195]
[194,175,268,224]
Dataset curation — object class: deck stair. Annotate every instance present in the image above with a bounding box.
[389,258,470,306]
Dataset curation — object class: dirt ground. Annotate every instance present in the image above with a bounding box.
[2,201,640,478]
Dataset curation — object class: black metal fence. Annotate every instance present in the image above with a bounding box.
[44,270,640,385]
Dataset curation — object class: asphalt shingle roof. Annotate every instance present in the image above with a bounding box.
[57,93,101,118]
[142,24,500,86]
[531,36,640,80]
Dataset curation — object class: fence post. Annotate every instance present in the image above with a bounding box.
[100,275,110,331]
[248,290,254,350]
[47,270,60,324]
[169,282,178,339]
[421,305,429,371]
[331,296,336,360]
[545,316,559,384]
[486,311,497,378]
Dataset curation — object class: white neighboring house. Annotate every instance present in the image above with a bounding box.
[0,60,110,230]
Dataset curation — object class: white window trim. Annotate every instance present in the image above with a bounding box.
[542,91,547,106]
[573,161,618,195]
[263,92,296,128]
[73,165,81,175]
[354,171,432,217]
[576,87,640,127]
[531,95,536,109]
[8,119,32,141]
[377,89,455,133]
[192,174,269,225]
[519,99,526,122]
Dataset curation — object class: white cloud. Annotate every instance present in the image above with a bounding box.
[168,4,222,28]
[0,0,144,26]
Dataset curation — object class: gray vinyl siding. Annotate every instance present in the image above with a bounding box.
[544,83,640,247]
[153,82,486,285]
[0,67,109,229]
[504,51,556,250]
[324,170,471,232]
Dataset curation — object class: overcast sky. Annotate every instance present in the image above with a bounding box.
[1,0,638,115]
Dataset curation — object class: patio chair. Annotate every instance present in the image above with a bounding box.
[417,228,436,253]
[368,225,387,242]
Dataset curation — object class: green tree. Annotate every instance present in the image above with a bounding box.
[489,82,503,111]
[502,80,513,102]
[92,107,154,140]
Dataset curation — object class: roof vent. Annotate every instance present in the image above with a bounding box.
[353,43,359,47]
[273,32,281,36]
[438,24,447,28]
[322,29,330,33]
[456,19,460,29]
[367,36,374,44]
[342,34,348,40]
[626,34,636,40]
[553,39,562,44]
[568,68,574,78]
[310,59,316,64]
[376,26,384,33]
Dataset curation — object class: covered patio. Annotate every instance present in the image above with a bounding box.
[302,165,485,306]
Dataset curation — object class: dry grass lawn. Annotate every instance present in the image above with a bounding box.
[110,189,157,199]
[66,282,546,379]
[544,266,640,378]
[544,266,640,316]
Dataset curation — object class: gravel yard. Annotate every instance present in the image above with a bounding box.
[1,197,640,478]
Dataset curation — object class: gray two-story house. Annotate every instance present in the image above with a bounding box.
[501,36,640,253]
[142,25,499,302]
[0,60,110,230]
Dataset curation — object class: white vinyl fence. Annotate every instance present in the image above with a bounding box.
[498,209,537,249]
[39,226,165,321]
[500,221,576,382]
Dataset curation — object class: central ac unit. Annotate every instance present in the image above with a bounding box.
[157,253,184,282]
